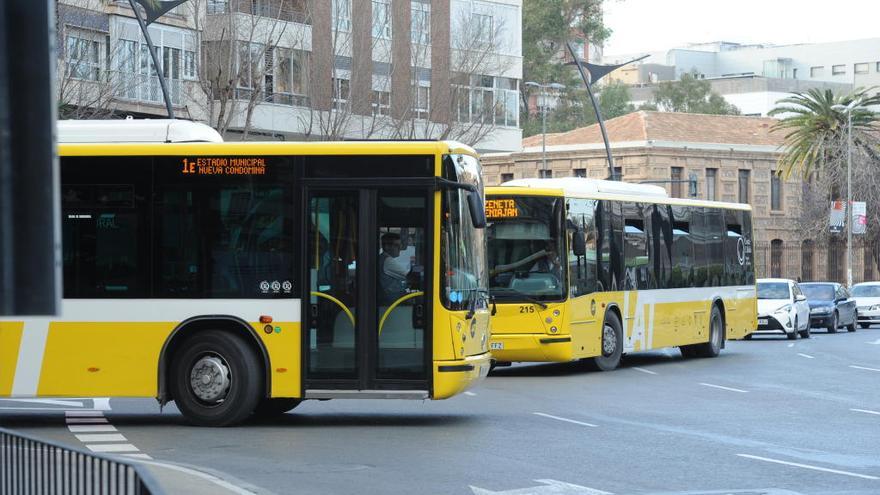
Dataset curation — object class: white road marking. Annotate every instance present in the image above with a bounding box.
[11,320,50,397]
[65,410,105,417]
[132,459,256,495]
[464,391,477,396]
[787,343,795,348]
[632,367,657,375]
[86,443,140,453]
[850,365,880,373]
[68,425,117,433]
[866,338,880,345]
[699,383,748,393]
[74,433,128,443]
[470,479,613,495]
[851,408,880,416]
[533,412,598,428]
[797,353,815,359]
[121,453,153,460]
[737,454,880,480]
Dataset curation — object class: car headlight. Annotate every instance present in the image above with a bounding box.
[775,304,791,314]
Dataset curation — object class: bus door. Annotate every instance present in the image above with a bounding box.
[304,187,432,396]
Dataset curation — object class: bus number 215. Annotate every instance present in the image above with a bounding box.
[519,305,535,313]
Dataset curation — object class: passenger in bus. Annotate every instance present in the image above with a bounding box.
[379,232,409,304]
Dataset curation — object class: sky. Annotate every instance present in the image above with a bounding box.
[602,0,880,56]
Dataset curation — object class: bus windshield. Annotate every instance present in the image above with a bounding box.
[487,196,566,301]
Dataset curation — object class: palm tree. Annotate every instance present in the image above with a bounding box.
[769,87,880,179]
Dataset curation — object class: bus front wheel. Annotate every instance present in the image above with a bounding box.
[585,312,623,371]
[169,330,263,427]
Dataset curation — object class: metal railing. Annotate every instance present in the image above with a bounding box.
[754,240,880,285]
[0,427,163,495]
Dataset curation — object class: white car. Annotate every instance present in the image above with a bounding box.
[852,282,880,329]
[755,278,811,339]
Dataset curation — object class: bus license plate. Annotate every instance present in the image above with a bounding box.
[490,342,504,350]
[758,318,768,326]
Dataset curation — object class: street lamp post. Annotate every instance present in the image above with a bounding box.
[525,82,565,174]
[832,99,861,287]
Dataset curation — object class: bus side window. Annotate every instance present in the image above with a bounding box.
[650,204,673,289]
[622,202,648,291]
[567,199,598,296]
[670,206,692,289]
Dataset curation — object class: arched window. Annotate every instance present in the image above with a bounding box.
[770,239,783,278]
[801,240,814,282]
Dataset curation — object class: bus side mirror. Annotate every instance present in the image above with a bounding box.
[467,191,487,228]
[572,232,586,256]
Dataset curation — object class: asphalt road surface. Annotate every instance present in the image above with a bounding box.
[2,326,879,495]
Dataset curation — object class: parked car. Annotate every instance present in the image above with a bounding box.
[800,282,857,333]
[851,282,880,328]
[755,278,811,339]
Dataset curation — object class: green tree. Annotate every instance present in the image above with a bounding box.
[649,72,740,115]
[522,81,635,137]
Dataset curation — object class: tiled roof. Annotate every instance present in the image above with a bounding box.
[521,111,784,148]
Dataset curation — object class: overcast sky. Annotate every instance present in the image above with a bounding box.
[602,0,880,56]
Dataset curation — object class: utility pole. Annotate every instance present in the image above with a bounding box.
[524,81,565,174]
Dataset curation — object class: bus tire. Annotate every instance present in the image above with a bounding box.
[169,330,263,427]
[685,305,724,358]
[586,312,623,371]
[252,398,301,420]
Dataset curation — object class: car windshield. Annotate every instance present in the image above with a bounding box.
[801,284,834,301]
[852,285,880,297]
[757,282,790,300]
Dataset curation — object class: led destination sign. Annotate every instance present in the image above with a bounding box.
[181,157,267,176]
[485,198,519,219]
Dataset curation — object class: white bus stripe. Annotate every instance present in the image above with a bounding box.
[11,320,50,397]
[737,454,879,480]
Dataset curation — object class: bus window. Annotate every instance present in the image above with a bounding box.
[623,202,648,290]
[670,206,692,288]
[705,208,725,287]
[650,204,674,289]
[567,198,598,297]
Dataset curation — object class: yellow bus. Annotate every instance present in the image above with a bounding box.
[0,121,491,426]
[485,178,756,370]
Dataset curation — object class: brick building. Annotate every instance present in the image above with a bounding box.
[481,111,878,283]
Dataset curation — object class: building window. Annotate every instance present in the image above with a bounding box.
[771,239,783,278]
[671,167,683,198]
[613,166,623,180]
[411,2,431,45]
[372,0,392,39]
[832,64,845,76]
[65,34,101,81]
[372,90,390,116]
[207,0,228,14]
[413,85,430,120]
[771,173,782,211]
[706,168,717,201]
[855,62,869,75]
[332,0,352,31]
[539,169,552,179]
[455,75,518,127]
[573,168,586,178]
[810,66,824,78]
[271,48,309,105]
[738,169,750,203]
[877,62,880,73]
[332,77,350,109]
[473,13,493,44]
[500,173,514,183]
[792,68,797,79]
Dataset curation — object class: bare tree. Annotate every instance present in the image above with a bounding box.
[191,0,303,138]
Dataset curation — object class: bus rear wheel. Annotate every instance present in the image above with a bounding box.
[170,330,263,427]
[682,305,724,358]
[585,312,623,371]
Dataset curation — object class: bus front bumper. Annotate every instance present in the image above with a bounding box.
[488,334,573,363]
[432,352,492,399]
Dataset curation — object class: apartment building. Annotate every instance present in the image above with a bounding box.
[56,0,523,152]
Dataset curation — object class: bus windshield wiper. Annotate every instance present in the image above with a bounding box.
[490,288,548,309]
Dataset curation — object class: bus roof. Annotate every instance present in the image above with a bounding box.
[487,177,752,211]
[58,140,478,157]
[58,119,224,143]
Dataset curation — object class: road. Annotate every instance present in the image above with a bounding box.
[2,326,879,495]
